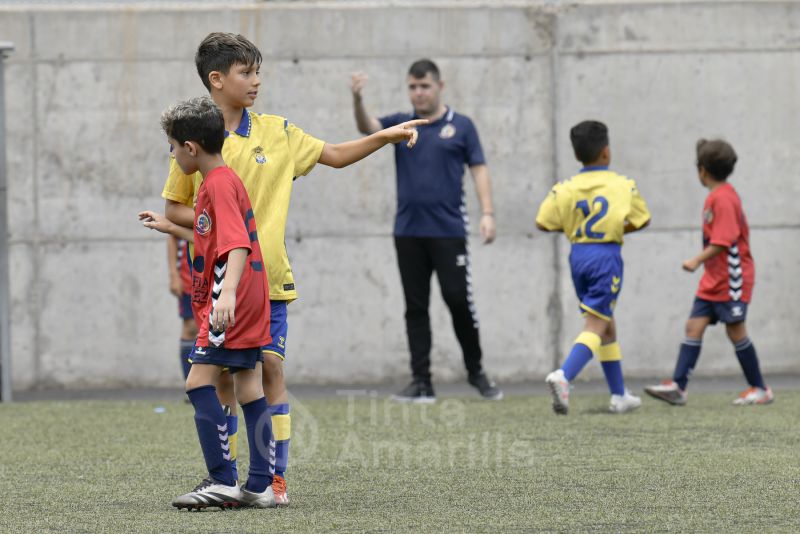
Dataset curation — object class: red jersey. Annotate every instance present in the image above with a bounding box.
[192,166,271,349]
[697,182,754,303]
[177,239,192,294]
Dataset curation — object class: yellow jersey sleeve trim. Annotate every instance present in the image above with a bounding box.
[161,190,188,203]
[285,121,326,177]
[626,178,652,229]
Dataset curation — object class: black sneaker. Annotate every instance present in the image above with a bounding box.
[468,373,503,401]
[391,380,436,404]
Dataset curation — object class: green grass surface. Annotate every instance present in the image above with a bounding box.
[1,390,798,533]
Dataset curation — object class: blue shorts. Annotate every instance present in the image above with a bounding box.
[569,243,623,321]
[189,345,263,373]
[690,297,748,324]
[178,292,193,320]
[262,300,288,360]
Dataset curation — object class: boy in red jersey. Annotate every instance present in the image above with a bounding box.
[645,139,772,406]
[160,33,426,505]
[141,96,279,509]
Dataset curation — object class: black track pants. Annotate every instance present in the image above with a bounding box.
[394,236,483,382]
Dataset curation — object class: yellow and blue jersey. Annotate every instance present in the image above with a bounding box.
[536,166,650,320]
[535,166,650,244]
[162,109,325,301]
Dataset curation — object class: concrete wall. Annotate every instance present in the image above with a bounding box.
[1,1,797,390]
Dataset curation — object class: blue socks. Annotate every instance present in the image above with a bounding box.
[674,336,764,390]
[673,338,702,390]
[562,344,593,381]
[179,339,193,380]
[601,361,625,395]
[734,337,765,389]
[186,385,235,487]
[241,397,276,493]
[562,331,601,381]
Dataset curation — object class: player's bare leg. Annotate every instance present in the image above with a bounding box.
[179,319,198,395]
[262,353,288,405]
[262,353,290,505]
[181,319,198,344]
[686,316,710,340]
[217,372,237,415]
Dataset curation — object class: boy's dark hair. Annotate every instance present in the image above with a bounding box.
[696,138,737,181]
[570,121,609,165]
[195,32,262,91]
[161,96,225,154]
[408,59,440,80]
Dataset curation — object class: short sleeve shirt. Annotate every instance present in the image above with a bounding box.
[379,107,485,238]
[697,182,754,302]
[162,109,325,301]
[192,166,271,349]
[535,167,651,244]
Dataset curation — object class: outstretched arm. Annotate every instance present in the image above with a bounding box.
[140,210,194,242]
[318,119,428,169]
[351,72,382,135]
[469,164,496,244]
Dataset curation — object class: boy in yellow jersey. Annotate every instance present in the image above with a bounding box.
[536,121,651,415]
[162,33,426,505]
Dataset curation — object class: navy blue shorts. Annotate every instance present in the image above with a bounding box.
[569,243,623,321]
[178,292,193,320]
[690,297,748,324]
[189,345,263,373]
[262,300,288,360]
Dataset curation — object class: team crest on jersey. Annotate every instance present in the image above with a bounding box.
[196,209,212,236]
[439,124,456,139]
[252,146,267,165]
[704,209,713,223]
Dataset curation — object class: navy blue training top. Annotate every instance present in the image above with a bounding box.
[379,107,486,238]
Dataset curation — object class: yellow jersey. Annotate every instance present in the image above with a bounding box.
[162,109,325,301]
[535,167,650,244]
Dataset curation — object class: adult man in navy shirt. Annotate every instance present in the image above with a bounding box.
[351,59,502,402]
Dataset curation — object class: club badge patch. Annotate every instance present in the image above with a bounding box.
[439,124,456,139]
[252,146,267,165]
[196,209,212,235]
[704,209,713,224]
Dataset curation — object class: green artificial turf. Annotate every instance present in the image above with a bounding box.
[1,390,797,533]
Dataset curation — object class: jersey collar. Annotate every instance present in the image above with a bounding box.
[412,106,453,125]
[224,108,252,138]
[579,165,609,173]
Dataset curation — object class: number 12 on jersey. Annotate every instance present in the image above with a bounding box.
[575,196,608,239]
